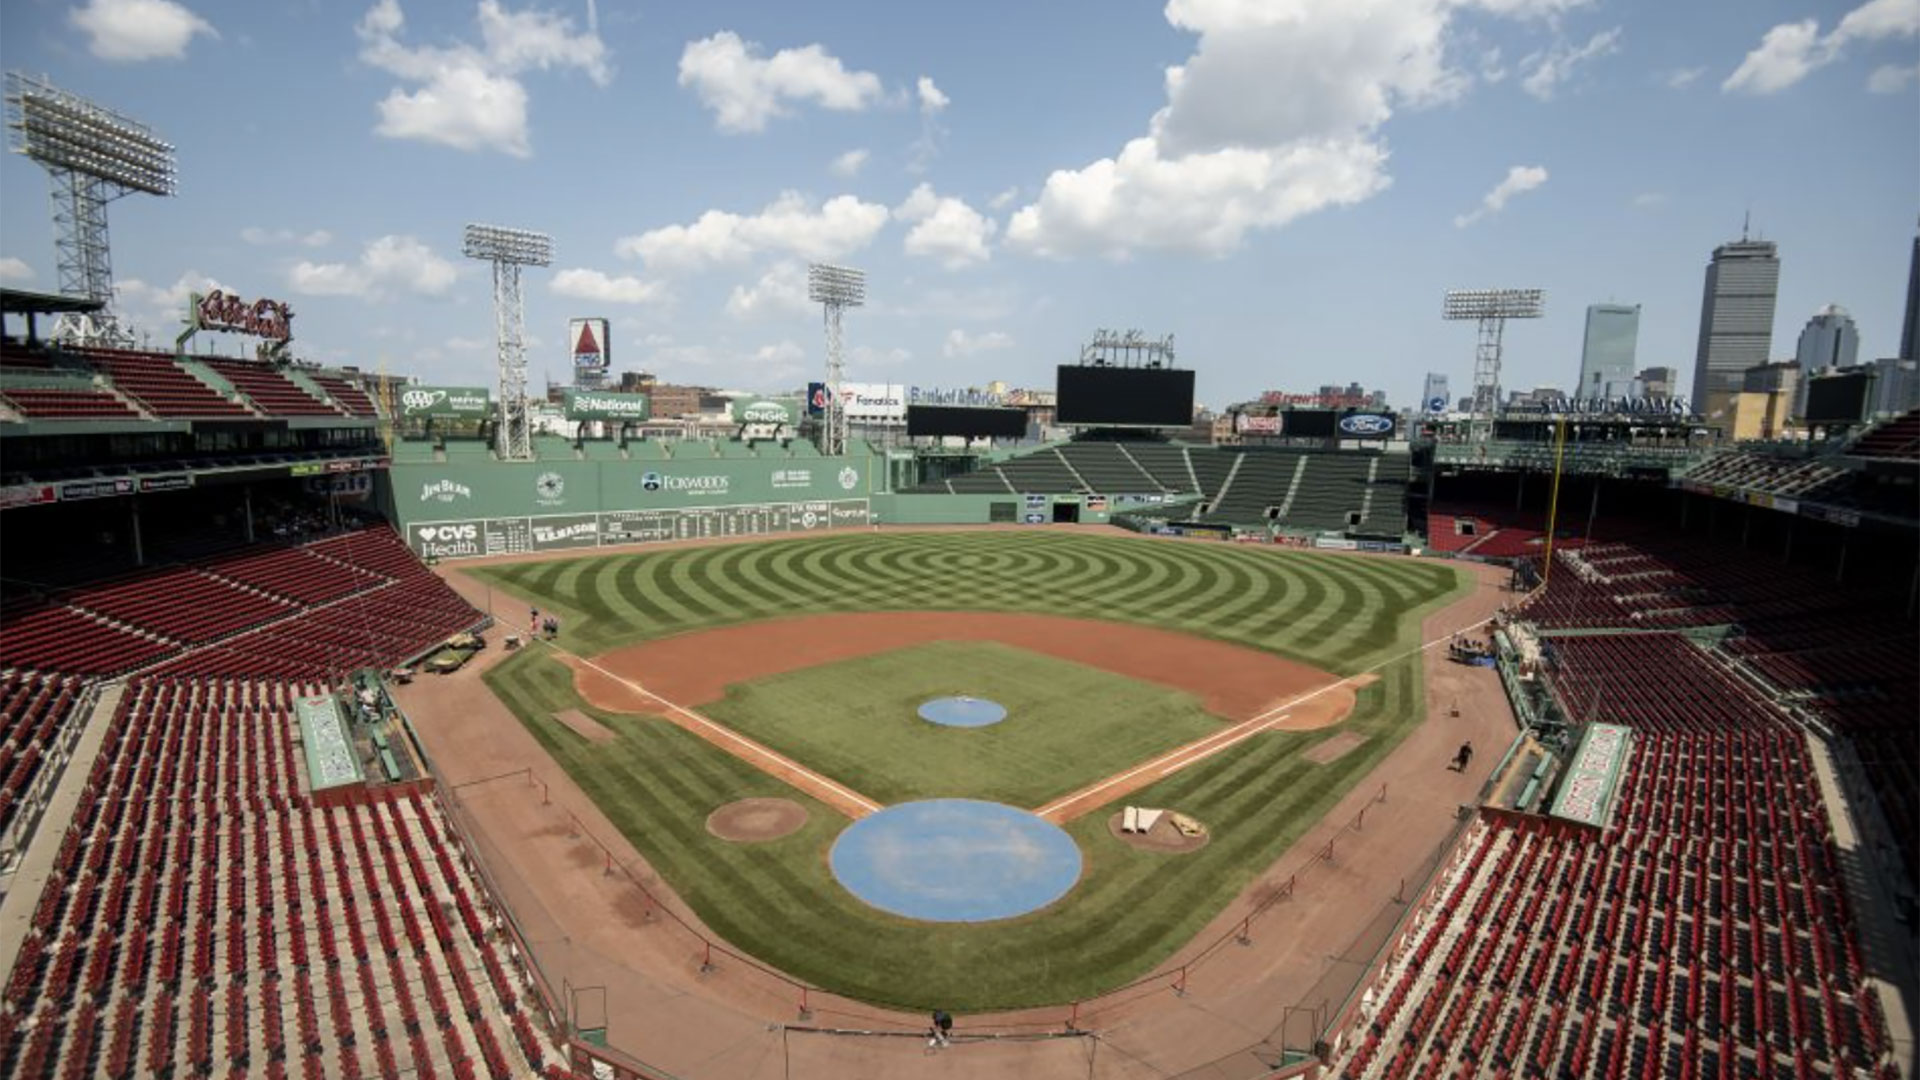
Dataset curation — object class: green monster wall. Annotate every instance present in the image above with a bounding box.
[385,451,1116,559]
[388,455,879,559]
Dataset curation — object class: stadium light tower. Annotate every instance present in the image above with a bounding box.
[1444,288,1545,441]
[5,72,177,346]
[463,223,552,461]
[808,262,865,456]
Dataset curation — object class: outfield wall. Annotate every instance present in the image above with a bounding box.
[387,456,880,559]
[386,453,1140,558]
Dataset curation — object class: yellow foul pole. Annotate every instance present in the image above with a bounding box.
[1542,416,1568,589]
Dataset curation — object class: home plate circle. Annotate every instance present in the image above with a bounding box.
[829,800,1083,922]
[917,696,1007,728]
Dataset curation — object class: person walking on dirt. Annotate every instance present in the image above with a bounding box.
[1452,742,1474,772]
[929,1009,953,1047]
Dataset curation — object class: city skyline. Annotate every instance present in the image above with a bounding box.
[1577,303,1642,398]
[0,0,1915,411]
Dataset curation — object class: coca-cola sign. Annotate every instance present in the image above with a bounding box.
[194,290,294,342]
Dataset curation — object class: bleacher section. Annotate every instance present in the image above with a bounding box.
[1055,442,1169,494]
[0,527,480,681]
[0,678,553,1079]
[1187,447,1236,501]
[994,448,1083,493]
[1849,408,1920,460]
[1532,535,1918,889]
[1340,740,1893,1079]
[307,373,379,417]
[1122,443,1199,494]
[0,673,85,840]
[1205,448,1303,526]
[85,351,254,419]
[203,359,343,418]
[0,387,141,421]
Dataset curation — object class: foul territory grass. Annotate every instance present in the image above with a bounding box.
[699,641,1225,807]
[474,533,1470,1009]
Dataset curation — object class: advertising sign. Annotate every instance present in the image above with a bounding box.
[569,318,610,371]
[137,475,194,493]
[398,386,491,418]
[0,484,57,509]
[564,390,651,422]
[806,382,829,416]
[60,478,136,501]
[840,382,907,422]
[1336,413,1397,438]
[191,289,294,343]
[1237,414,1281,435]
[730,397,801,426]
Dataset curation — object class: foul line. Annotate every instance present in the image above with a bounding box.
[1035,619,1484,820]
[540,640,883,817]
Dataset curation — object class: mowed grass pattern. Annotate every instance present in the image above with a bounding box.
[700,641,1226,806]
[471,531,1459,673]
[476,534,1468,1010]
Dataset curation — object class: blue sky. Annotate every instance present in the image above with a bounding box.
[1,0,1914,410]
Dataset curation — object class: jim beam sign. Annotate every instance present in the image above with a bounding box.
[190,290,293,343]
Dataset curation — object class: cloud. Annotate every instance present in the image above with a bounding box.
[1666,66,1707,88]
[70,0,216,62]
[916,76,950,113]
[550,268,667,305]
[356,0,611,157]
[830,148,870,177]
[942,329,1014,358]
[617,191,890,272]
[1629,191,1667,210]
[677,31,885,133]
[241,227,333,247]
[988,187,1019,210]
[895,184,996,268]
[1722,19,1827,94]
[114,270,225,337]
[0,257,34,283]
[647,339,809,385]
[1867,61,1920,91]
[725,262,811,320]
[908,75,951,172]
[1453,164,1548,228]
[850,344,912,370]
[1520,27,1621,100]
[288,235,458,298]
[1724,0,1919,95]
[1005,0,1500,258]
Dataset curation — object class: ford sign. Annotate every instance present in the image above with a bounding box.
[1338,414,1395,437]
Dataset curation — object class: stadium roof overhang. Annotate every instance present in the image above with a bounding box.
[0,288,106,317]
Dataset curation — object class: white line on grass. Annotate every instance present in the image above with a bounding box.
[1035,620,1483,819]
[541,640,884,816]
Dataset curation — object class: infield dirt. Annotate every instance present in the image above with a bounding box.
[572,610,1348,725]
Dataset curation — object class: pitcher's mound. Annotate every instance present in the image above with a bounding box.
[1108,810,1210,854]
[707,798,808,842]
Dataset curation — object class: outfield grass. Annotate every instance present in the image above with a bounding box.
[476,533,1470,1010]
[699,641,1225,807]
[469,531,1460,674]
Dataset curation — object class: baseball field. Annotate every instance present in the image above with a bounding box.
[471,530,1467,1010]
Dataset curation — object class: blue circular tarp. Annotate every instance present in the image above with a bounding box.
[829,800,1083,922]
[917,696,1007,728]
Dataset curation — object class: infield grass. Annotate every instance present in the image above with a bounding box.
[699,641,1225,806]
[475,532,1472,1010]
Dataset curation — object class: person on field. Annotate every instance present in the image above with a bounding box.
[1452,742,1474,772]
[929,1009,953,1047]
